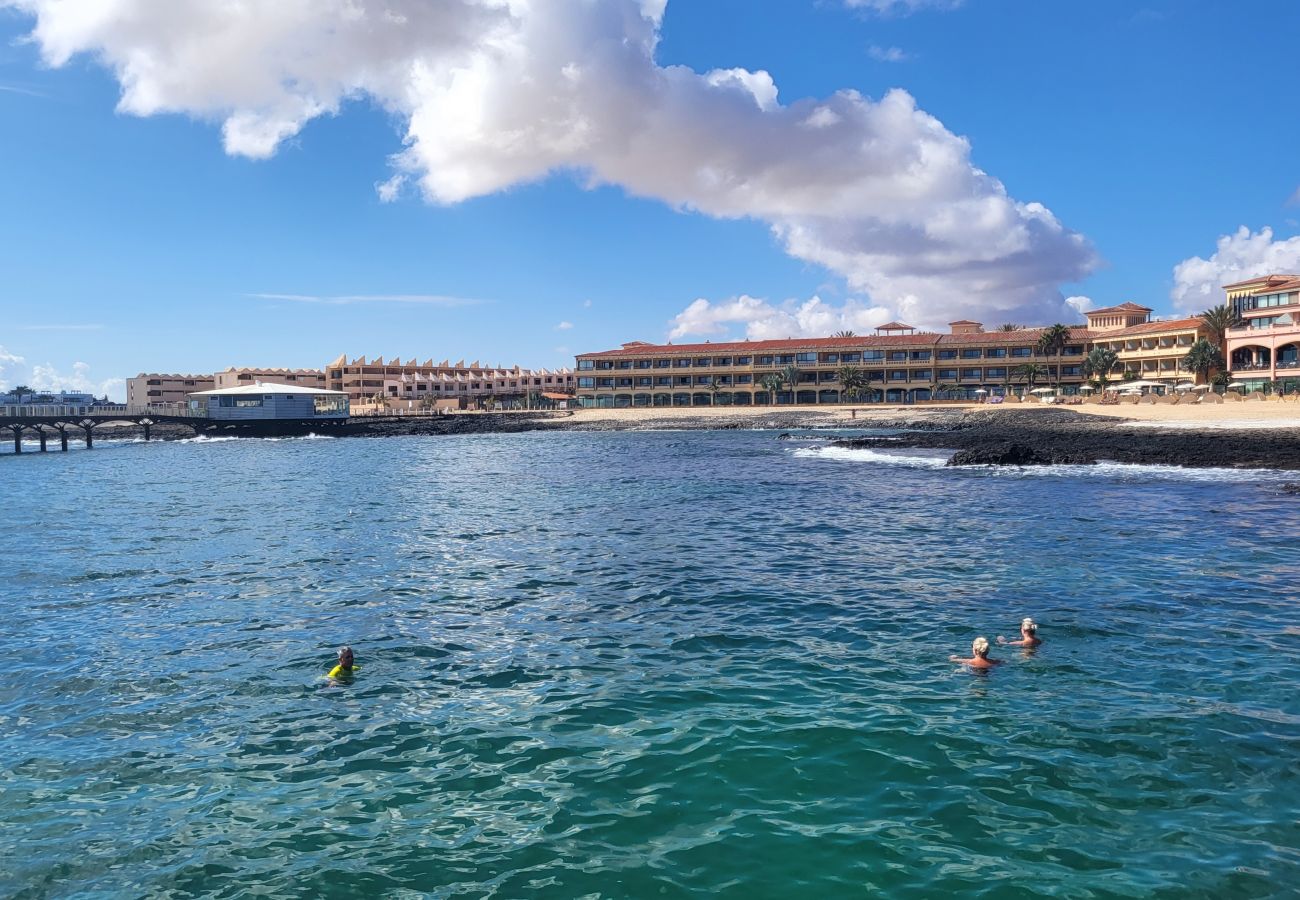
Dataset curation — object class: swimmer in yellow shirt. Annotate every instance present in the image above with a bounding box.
[327,645,360,682]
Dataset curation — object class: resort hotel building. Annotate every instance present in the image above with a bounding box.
[325,355,577,409]
[1082,303,1210,386]
[213,367,327,390]
[574,321,1092,408]
[127,373,216,407]
[1222,274,1300,389]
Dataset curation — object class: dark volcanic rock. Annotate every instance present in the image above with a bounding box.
[946,442,1096,467]
[1280,482,1300,495]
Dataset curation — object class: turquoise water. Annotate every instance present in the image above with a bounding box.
[2,431,1298,898]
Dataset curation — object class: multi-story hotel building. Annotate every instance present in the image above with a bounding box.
[1222,274,1300,388]
[574,321,1092,407]
[325,355,576,409]
[127,373,216,407]
[213,367,327,390]
[1083,304,1210,385]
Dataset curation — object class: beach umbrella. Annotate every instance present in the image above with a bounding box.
[1226,381,1250,390]
[1174,382,1198,391]
[973,388,988,394]
[1030,387,1055,394]
[1191,384,1211,391]
[1078,385,1095,392]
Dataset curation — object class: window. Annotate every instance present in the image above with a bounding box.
[735,356,752,365]
[675,376,691,386]
[655,359,672,368]
[938,349,957,360]
[713,357,731,366]
[615,361,632,369]
[656,376,671,386]
[820,353,839,364]
[960,349,981,359]
[634,360,652,369]
[758,355,774,365]
[1011,347,1032,357]
[938,369,957,380]
[595,361,613,370]
[863,351,885,362]
[696,375,712,385]
[889,370,908,381]
[820,371,837,381]
[147,389,162,396]
[777,355,795,365]
[146,379,162,385]
[737,374,753,384]
[912,369,932,381]
[796,352,817,363]
[985,348,1006,358]
[578,359,594,370]
[694,358,711,367]
[961,368,982,379]
[910,351,931,361]
[841,352,861,363]
[888,351,907,361]
[676,358,693,368]
[596,378,614,387]
[1061,366,1082,376]
[636,377,652,387]
[986,367,1006,378]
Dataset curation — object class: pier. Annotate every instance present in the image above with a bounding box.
[0,403,206,452]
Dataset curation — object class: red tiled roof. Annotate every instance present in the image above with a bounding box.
[937,326,1095,345]
[578,335,940,357]
[876,321,915,330]
[1086,301,1152,315]
[1222,273,1300,290]
[1249,276,1300,295]
[948,319,982,325]
[1096,316,1204,338]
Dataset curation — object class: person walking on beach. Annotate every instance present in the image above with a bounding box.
[327,646,360,682]
[998,618,1042,648]
[950,637,1000,669]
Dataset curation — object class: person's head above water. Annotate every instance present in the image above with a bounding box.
[337,646,355,669]
[1021,618,1037,635]
[972,637,990,658]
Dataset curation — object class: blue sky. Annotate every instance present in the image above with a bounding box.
[1,0,1298,400]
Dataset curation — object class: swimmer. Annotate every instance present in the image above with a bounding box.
[327,645,360,681]
[950,637,1000,670]
[998,617,1042,648]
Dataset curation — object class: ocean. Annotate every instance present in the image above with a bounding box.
[2,430,1298,898]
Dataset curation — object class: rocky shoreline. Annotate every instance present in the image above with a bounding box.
[91,407,1300,470]
[828,408,1300,470]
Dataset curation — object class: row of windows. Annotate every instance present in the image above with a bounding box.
[581,366,1085,388]
[1238,291,1298,313]
[579,346,1084,370]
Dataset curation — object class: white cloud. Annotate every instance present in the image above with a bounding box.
[867,45,909,63]
[1064,295,1093,315]
[376,174,405,203]
[669,294,892,341]
[845,0,963,14]
[555,320,573,330]
[0,346,27,389]
[9,0,1095,326]
[1170,226,1300,313]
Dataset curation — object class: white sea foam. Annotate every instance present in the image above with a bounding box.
[794,444,1289,483]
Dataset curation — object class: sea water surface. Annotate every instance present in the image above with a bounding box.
[2,431,1298,899]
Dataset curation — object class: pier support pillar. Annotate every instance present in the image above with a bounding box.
[58,427,69,452]
[83,424,94,449]
[38,430,47,452]
[10,426,22,454]
[142,421,151,441]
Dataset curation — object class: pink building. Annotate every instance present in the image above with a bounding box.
[1223,274,1300,388]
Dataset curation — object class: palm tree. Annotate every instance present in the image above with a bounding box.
[998,324,1022,332]
[837,365,866,403]
[1083,346,1119,390]
[935,382,959,401]
[1181,338,1224,384]
[1013,362,1048,392]
[1200,303,1241,350]
[708,379,722,406]
[780,364,800,405]
[758,372,784,407]
[831,329,857,338]
[1036,323,1072,390]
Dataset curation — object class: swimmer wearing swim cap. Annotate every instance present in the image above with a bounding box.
[327,646,360,681]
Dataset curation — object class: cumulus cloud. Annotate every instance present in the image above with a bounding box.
[1064,295,1093,315]
[7,0,1095,325]
[555,320,573,330]
[1171,226,1300,313]
[867,45,909,63]
[0,346,26,388]
[670,294,892,341]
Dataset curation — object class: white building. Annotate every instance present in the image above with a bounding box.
[188,383,349,423]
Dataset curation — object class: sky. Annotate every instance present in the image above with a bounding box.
[1,0,1298,401]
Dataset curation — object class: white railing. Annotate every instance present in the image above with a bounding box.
[0,403,208,420]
